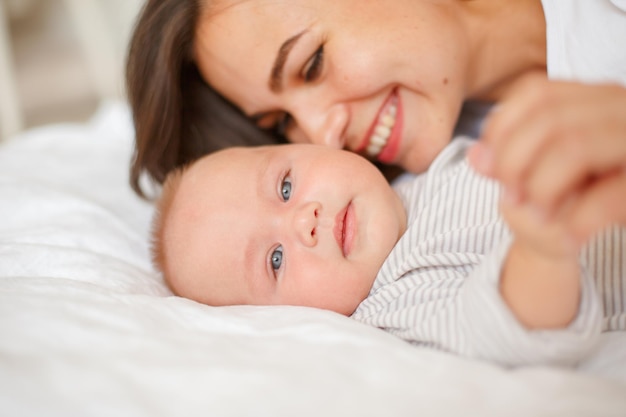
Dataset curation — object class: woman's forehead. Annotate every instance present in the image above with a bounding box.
[198,1,315,55]
[205,0,320,16]
[195,1,314,105]
[202,0,315,26]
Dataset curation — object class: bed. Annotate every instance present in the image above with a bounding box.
[1,101,625,417]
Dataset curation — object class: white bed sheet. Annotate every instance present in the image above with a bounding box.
[0,102,625,417]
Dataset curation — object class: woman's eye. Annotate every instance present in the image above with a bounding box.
[281,175,292,201]
[302,45,324,82]
[271,245,284,271]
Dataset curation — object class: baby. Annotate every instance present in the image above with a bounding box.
[152,138,625,367]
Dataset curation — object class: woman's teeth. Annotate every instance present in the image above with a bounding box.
[366,101,397,158]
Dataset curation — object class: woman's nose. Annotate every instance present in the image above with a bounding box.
[291,102,348,149]
[292,201,322,247]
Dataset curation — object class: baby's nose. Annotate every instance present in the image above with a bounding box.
[293,202,321,247]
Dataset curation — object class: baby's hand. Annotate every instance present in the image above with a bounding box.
[499,193,577,262]
[498,187,583,330]
[469,73,626,246]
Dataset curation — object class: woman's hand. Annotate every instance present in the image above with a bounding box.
[468,74,626,245]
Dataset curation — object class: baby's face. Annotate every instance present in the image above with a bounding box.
[164,144,406,315]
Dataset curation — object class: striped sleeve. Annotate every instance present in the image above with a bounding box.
[352,138,622,367]
[460,234,602,366]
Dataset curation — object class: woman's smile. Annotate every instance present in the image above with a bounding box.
[357,89,403,164]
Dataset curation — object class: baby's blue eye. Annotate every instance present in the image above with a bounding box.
[281,178,292,201]
[271,246,283,271]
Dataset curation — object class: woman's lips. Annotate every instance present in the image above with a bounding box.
[356,89,402,164]
[334,202,355,257]
[377,97,403,164]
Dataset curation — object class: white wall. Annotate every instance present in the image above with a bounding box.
[0,0,143,140]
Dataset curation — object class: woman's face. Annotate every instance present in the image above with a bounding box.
[195,0,470,173]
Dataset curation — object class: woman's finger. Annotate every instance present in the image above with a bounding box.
[480,72,549,149]
[565,170,626,244]
[520,84,626,212]
[474,74,548,178]
[525,133,626,215]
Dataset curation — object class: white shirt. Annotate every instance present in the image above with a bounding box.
[542,0,626,85]
[454,0,626,138]
[352,138,625,367]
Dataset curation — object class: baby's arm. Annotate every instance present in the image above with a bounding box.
[467,75,626,329]
[498,199,581,329]
[355,139,603,366]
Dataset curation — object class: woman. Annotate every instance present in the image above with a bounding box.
[126,0,626,234]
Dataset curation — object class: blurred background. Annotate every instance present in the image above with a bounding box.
[0,0,143,141]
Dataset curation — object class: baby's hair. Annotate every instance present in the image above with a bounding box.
[150,165,188,292]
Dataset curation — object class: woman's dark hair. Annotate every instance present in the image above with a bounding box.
[126,0,281,198]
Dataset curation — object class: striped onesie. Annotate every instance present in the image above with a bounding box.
[352,138,625,367]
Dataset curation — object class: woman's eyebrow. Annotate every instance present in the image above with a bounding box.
[270,30,308,93]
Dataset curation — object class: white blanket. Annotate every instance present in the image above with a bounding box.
[1,102,625,417]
